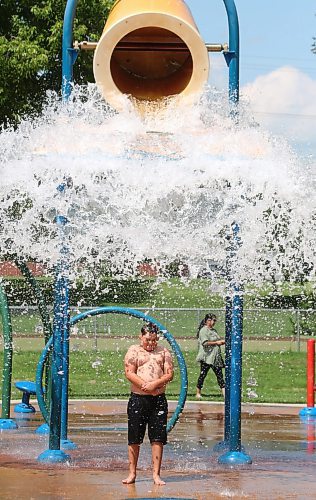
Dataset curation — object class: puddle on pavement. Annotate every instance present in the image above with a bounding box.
[1,402,316,499]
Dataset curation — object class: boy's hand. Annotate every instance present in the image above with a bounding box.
[141,381,158,392]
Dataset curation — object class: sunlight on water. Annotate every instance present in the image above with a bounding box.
[0,84,315,285]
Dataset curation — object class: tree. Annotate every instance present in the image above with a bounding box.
[260,198,314,283]
[0,0,114,127]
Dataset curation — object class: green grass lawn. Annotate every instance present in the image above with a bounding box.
[1,278,313,406]
[3,346,306,405]
[1,306,302,340]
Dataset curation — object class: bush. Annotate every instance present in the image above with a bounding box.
[255,293,316,310]
[2,277,53,306]
[71,278,153,306]
[1,277,153,306]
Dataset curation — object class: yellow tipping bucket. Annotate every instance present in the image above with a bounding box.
[93,0,209,111]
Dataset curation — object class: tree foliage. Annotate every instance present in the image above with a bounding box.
[0,0,114,126]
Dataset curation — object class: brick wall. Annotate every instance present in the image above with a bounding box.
[0,261,46,277]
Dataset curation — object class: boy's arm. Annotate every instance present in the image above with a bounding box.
[162,348,174,384]
[142,349,174,392]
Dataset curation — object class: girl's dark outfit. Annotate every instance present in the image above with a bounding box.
[196,325,225,390]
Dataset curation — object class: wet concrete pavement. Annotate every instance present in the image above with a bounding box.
[1,400,316,499]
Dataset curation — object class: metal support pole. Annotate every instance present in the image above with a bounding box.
[60,262,76,449]
[213,231,233,452]
[299,339,316,419]
[222,0,240,104]
[0,283,13,419]
[228,285,244,451]
[224,295,232,443]
[0,282,18,429]
[38,213,71,462]
[62,0,79,100]
[217,5,240,447]
[94,316,98,351]
[296,310,301,352]
[49,248,65,450]
[219,224,252,465]
[307,339,315,408]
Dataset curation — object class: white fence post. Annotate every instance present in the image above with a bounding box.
[296,309,300,352]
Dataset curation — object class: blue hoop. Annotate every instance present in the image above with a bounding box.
[36,306,188,432]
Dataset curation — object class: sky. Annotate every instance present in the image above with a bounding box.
[186,0,316,156]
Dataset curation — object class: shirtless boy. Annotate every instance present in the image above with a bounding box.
[122,322,174,486]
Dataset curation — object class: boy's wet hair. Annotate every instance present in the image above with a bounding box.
[141,322,159,336]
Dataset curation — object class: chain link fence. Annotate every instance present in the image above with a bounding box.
[1,306,315,352]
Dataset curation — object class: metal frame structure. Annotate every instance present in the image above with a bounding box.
[37,0,249,465]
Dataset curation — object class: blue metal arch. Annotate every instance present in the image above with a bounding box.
[36,306,188,433]
[62,0,240,103]
[222,0,239,103]
[62,0,79,100]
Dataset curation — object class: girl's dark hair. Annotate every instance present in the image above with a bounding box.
[196,313,217,338]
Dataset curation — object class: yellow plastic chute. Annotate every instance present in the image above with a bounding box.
[93,0,209,110]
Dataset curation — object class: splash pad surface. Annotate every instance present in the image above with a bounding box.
[1,400,315,499]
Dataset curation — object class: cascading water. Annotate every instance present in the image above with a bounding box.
[0,85,315,288]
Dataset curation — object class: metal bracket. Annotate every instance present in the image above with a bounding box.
[206,43,228,52]
[74,40,97,51]
[67,47,79,65]
[223,50,236,67]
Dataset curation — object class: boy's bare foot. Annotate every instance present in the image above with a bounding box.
[153,474,166,485]
[122,474,136,484]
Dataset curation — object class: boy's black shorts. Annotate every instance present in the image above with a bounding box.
[127,393,168,445]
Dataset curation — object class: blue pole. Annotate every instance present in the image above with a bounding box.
[62,0,79,100]
[60,269,76,449]
[38,214,71,463]
[49,239,66,451]
[213,1,239,454]
[224,226,234,446]
[224,294,232,443]
[36,336,53,424]
[60,274,69,439]
[213,228,234,453]
[218,224,252,465]
[222,0,240,103]
[229,282,243,451]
